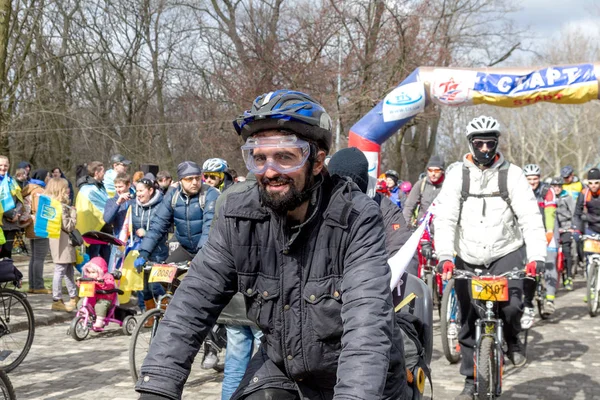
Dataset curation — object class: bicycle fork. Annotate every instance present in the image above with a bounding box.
[474,304,504,398]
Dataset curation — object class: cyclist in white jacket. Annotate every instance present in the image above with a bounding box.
[434,116,546,400]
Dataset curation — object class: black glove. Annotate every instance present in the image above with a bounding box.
[421,241,433,260]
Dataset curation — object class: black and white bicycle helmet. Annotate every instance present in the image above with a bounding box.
[466,116,501,139]
[523,164,541,176]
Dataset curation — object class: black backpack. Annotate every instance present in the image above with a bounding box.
[458,161,515,225]
[395,311,432,399]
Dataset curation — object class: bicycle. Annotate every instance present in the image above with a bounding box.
[453,268,532,400]
[0,369,15,400]
[533,272,550,320]
[0,283,35,372]
[418,243,441,315]
[440,278,461,364]
[583,234,600,317]
[128,262,227,382]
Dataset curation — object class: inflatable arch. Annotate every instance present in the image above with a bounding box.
[348,64,600,177]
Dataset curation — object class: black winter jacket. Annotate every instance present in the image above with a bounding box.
[574,189,600,234]
[138,184,219,258]
[135,175,407,400]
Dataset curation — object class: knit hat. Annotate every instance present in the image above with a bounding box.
[327,147,369,193]
[177,161,202,180]
[426,155,445,170]
[588,168,600,181]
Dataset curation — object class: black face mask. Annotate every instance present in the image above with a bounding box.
[470,135,498,166]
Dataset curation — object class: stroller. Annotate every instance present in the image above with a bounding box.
[68,232,137,340]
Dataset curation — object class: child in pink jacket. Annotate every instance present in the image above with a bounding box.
[82,257,115,328]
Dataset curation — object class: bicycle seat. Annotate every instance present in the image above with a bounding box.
[96,288,124,295]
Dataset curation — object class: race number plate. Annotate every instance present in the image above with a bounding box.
[583,240,600,254]
[79,282,96,298]
[148,265,177,283]
[471,277,509,301]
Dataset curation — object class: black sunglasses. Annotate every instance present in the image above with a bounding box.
[472,139,498,150]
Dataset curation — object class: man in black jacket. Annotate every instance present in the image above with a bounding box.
[136,90,407,400]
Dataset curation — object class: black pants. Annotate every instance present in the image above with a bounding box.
[0,230,17,259]
[560,231,574,278]
[455,247,526,377]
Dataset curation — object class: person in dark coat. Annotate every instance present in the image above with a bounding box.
[402,154,445,226]
[135,161,219,264]
[328,147,418,275]
[135,90,407,400]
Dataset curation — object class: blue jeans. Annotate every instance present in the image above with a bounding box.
[221,325,262,400]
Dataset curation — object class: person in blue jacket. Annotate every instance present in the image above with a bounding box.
[135,161,219,264]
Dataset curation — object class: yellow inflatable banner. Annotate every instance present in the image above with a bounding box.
[118,250,144,304]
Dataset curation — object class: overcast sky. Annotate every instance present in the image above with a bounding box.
[513,0,599,39]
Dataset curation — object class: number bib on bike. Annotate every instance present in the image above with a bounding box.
[471,277,509,301]
[148,265,177,283]
[583,240,600,254]
[79,282,96,298]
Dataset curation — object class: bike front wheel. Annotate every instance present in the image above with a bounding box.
[440,279,461,364]
[587,261,600,317]
[476,336,497,400]
[0,289,35,372]
[129,308,165,383]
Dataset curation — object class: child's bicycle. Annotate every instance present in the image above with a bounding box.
[583,234,600,316]
[68,270,137,341]
[452,268,533,400]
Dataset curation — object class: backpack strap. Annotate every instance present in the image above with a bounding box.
[171,185,211,211]
[497,162,515,216]
[457,164,470,226]
[583,187,591,214]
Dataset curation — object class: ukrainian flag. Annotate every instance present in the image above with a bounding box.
[0,176,22,224]
[34,195,62,239]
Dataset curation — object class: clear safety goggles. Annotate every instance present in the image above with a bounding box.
[241,135,310,174]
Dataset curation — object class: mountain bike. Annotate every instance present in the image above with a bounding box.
[440,278,461,364]
[418,244,441,315]
[583,234,600,317]
[0,284,34,372]
[129,262,227,382]
[453,268,532,400]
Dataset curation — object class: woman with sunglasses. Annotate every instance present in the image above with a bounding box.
[202,158,234,192]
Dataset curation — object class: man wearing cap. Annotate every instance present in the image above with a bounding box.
[402,154,445,226]
[136,90,407,400]
[104,154,132,198]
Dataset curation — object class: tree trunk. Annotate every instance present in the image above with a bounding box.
[0,0,12,157]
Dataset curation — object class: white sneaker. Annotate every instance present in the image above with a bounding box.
[520,307,535,330]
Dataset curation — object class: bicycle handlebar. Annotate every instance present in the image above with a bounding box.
[583,234,600,241]
[452,268,533,281]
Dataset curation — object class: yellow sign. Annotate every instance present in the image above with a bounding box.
[583,239,600,254]
[471,277,509,301]
[79,282,96,298]
[148,265,177,283]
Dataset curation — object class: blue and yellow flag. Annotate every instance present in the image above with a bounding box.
[34,195,62,239]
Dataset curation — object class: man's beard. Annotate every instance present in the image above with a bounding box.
[259,170,313,214]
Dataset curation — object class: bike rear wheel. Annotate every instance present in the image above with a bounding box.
[587,261,600,317]
[440,279,461,364]
[0,370,15,400]
[129,308,165,383]
[0,289,35,372]
[476,336,496,400]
